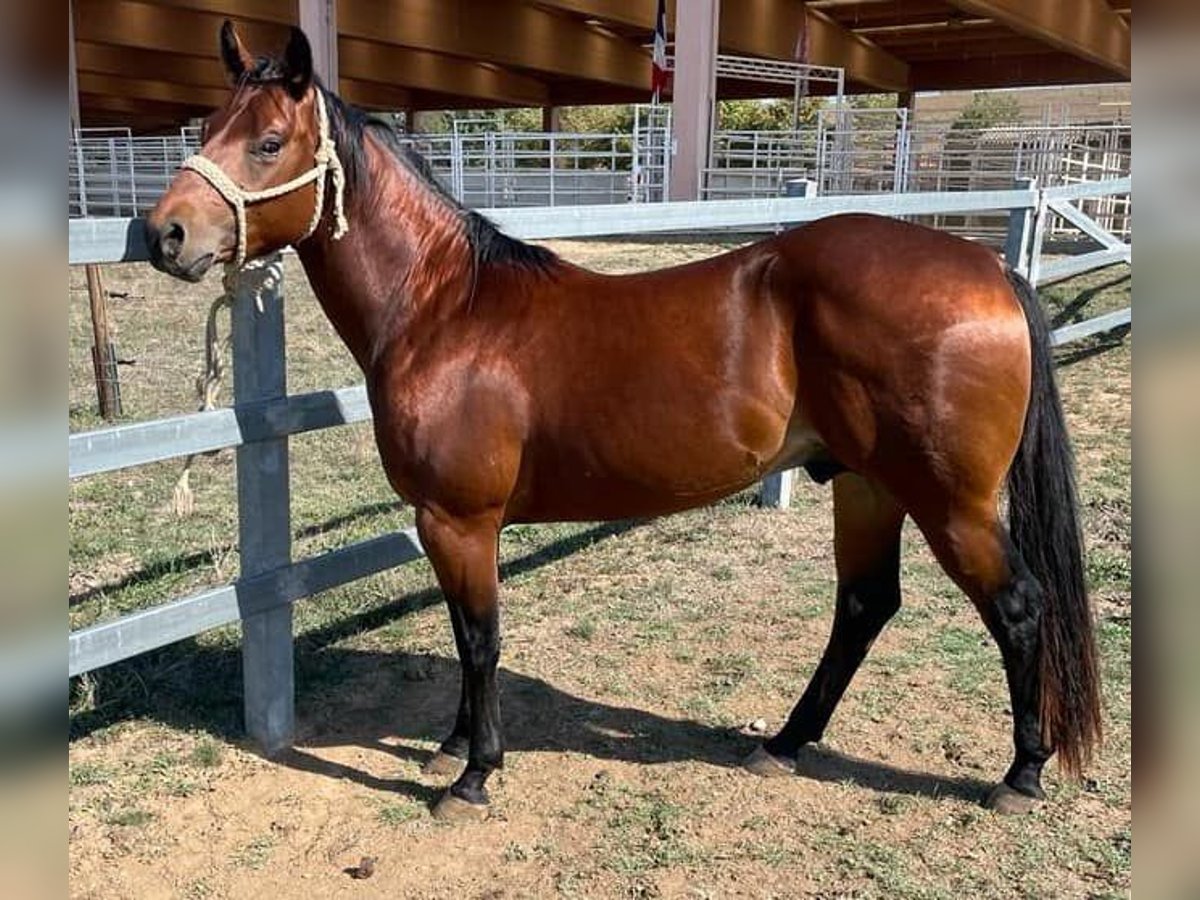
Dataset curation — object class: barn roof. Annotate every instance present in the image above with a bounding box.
[70,0,1132,132]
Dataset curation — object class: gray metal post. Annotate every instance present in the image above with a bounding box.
[231,255,294,756]
[1005,176,1037,276]
[1027,189,1049,286]
[760,467,795,510]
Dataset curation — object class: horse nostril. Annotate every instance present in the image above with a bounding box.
[161,221,186,259]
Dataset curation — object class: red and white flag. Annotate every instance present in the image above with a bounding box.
[651,0,669,104]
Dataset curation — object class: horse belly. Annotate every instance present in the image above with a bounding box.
[508,393,809,522]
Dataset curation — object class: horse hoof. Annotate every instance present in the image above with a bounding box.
[431,791,489,823]
[421,751,465,778]
[742,745,795,778]
[985,783,1040,815]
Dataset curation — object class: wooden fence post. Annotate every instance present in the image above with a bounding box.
[86,263,122,420]
[231,254,294,756]
[1005,177,1037,277]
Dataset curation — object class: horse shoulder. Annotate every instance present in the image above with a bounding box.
[368,339,529,515]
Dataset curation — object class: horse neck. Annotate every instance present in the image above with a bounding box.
[296,134,473,371]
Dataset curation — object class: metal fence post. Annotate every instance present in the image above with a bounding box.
[1027,188,1049,286]
[760,467,795,510]
[1005,176,1037,276]
[231,254,294,756]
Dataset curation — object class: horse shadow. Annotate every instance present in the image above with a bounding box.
[275,647,993,808]
[71,519,993,809]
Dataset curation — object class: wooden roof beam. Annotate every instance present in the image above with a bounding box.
[76,3,550,111]
[338,0,651,91]
[77,71,231,109]
[78,92,208,123]
[911,52,1123,90]
[75,42,228,90]
[535,0,910,92]
[339,37,550,107]
[943,0,1130,76]
[529,0,662,30]
[74,1,290,61]
[338,78,414,112]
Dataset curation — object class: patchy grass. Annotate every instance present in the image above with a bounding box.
[189,737,223,768]
[231,834,277,870]
[104,808,155,828]
[69,241,1130,899]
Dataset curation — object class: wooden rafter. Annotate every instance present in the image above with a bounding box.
[535,0,911,91]
[943,0,1130,75]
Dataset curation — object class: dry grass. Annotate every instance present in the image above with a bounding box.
[68,238,1131,899]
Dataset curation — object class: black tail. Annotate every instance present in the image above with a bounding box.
[1005,269,1101,776]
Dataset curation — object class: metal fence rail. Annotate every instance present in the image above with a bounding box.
[66,180,1131,753]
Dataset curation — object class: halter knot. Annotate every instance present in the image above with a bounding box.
[180,89,348,268]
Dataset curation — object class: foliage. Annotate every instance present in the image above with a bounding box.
[848,93,900,110]
[951,92,1023,132]
[559,105,635,134]
[414,107,543,134]
[716,97,822,131]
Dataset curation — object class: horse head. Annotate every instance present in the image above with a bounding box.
[145,22,343,280]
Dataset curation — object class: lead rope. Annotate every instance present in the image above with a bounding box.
[171,258,286,516]
[171,267,237,517]
[168,91,344,516]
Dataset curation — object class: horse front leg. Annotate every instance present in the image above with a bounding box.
[421,611,471,777]
[415,505,504,822]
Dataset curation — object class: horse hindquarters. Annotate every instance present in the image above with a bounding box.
[902,271,1098,808]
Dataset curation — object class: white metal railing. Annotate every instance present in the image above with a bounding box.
[69,114,672,217]
[69,117,1129,243]
[703,117,1130,239]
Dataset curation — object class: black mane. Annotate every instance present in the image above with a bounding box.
[318,82,557,272]
[236,59,557,272]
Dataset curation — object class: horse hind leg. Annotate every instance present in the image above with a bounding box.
[746,473,905,774]
[911,500,1050,813]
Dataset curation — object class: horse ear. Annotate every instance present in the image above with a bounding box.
[219,20,255,81]
[282,27,314,99]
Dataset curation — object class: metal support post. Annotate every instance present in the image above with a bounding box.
[760,468,796,510]
[668,0,719,200]
[232,255,294,756]
[1005,177,1037,276]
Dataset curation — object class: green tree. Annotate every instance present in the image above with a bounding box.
[847,93,899,110]
[716,97,823,131]
[558,105,635,134]
[950,92,1022,131]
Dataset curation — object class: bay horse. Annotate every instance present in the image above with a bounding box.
[146,23,1100,821]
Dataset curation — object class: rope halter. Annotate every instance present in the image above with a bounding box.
[180,89,349,268]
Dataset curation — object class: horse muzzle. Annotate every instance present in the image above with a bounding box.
[144,217,217,282]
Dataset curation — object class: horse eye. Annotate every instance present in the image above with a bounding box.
[258,137,283,157]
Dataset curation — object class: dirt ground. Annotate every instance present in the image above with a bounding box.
[68,238,1132,900]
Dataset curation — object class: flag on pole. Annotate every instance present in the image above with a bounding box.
[651,0,669,104]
